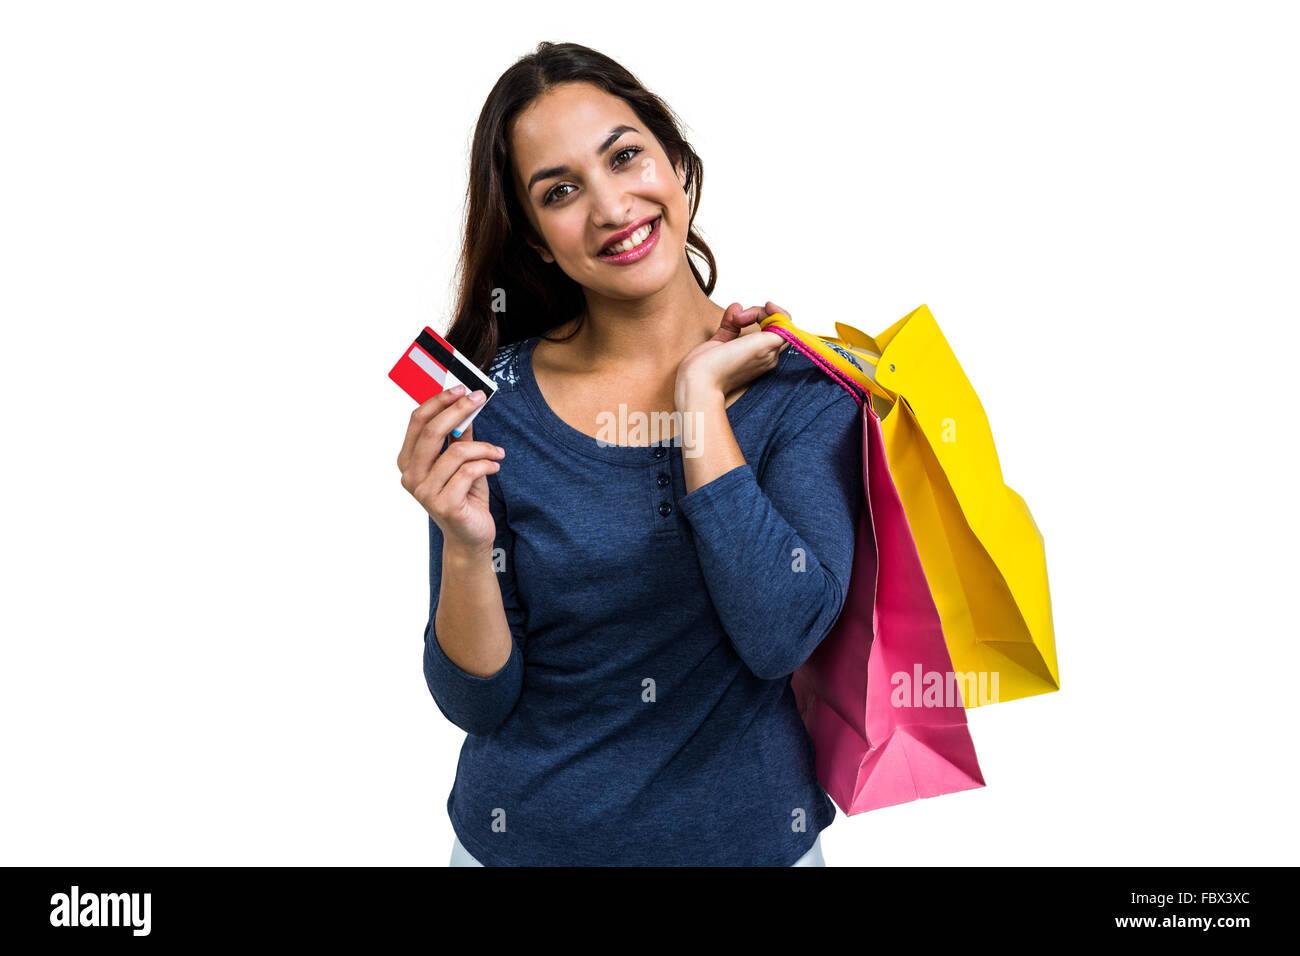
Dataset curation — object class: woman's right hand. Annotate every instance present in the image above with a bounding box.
[397,385,506,555]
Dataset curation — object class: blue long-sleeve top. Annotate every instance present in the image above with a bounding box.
[422,332,863,865]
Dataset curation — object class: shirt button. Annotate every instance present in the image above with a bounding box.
[658,501,673,517]
[652,447,666,459]
[656,473,670,488]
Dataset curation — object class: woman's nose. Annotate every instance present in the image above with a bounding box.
[588,180,635,228]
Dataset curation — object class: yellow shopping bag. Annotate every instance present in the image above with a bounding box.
[760,304,1059,707]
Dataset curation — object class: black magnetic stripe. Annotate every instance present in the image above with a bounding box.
[415,331,495,392]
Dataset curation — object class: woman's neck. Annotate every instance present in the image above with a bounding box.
[560,260,725,376]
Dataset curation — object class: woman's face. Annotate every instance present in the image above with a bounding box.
[509,81,689,301]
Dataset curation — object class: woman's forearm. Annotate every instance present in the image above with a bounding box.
[677,383,746,493]
[433,542,515,678]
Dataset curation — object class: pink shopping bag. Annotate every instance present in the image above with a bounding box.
[778,327,987,815]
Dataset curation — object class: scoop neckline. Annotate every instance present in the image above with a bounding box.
[517,333,789,464]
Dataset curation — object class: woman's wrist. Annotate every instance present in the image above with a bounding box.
[674,372,725,415]
[443,539,496,570]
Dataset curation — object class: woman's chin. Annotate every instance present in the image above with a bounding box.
[587,244,684,295]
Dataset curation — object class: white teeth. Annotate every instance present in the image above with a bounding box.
[602,219,656,256]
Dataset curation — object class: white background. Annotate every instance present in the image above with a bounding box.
[2,0,1296,866]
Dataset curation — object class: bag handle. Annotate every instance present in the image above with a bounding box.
[760,313,897,405]
[833,321,884,357]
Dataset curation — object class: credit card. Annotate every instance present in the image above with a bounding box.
[388,326,498,437]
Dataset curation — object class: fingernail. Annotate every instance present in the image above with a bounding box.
[451,385,466,396]
[470,390,485,404]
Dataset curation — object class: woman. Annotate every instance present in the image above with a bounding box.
[396,41,862,866]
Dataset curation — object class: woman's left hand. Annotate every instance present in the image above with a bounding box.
[675,301,791,406]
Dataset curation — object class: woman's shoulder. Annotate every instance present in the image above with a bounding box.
[485,337,535,393]
[464,338,535,446]
[765,334,861,412]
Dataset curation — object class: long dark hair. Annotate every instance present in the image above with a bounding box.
[443,41,718,371]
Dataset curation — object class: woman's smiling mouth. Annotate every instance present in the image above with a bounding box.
[597,216,661,264]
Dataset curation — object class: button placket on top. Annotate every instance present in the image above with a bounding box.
[648,443,678,533]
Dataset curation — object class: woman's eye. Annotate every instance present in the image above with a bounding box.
[613,146,642,166]
[543,183,575,206]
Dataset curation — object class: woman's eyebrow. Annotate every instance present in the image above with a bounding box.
[527,125,639,192]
